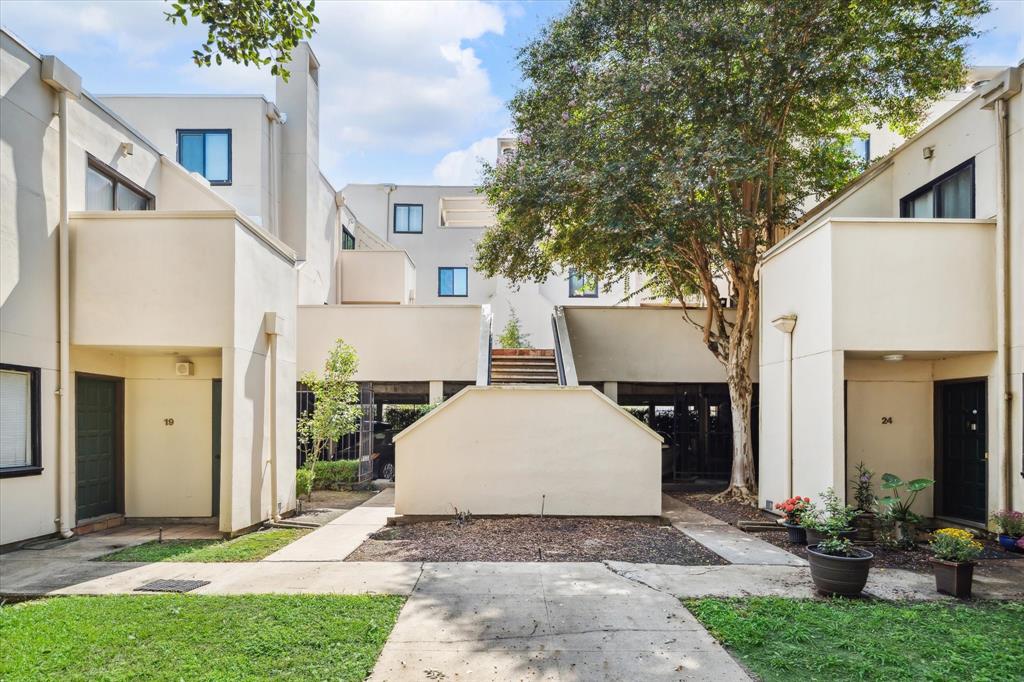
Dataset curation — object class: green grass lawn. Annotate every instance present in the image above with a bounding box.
[0,594,404,681]
[686,597,1024,682]
[95,528,308,562]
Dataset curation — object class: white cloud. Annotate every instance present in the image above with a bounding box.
[432,132,508,184]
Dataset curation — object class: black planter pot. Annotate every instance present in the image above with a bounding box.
[805,527,857,546]
[806,545,874,596]
[931,558,975,599]
[783,521,807,544]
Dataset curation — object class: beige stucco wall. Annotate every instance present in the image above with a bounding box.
[297,304,480,382]
[565,306,756,384]
[394,386,663,516]
[760,73,1023,517]
[338,250,415,304]
[341,183,633,346]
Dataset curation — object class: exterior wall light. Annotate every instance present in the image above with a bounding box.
[882,354,905,362]
[922,145,935,159]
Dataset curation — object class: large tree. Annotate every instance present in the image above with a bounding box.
[477,0,985,502]
[165,0,318,81]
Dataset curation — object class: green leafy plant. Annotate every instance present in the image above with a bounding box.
[850,462,876,512]
[312,460,359,489]
[930,528,983,563]
[297,339,361,497]
[803,487,857,537]
[497,307,532,349]
[383,403,439,431]
[878,473,934,548]
[296,468,313,497]
[990,510,1024,537]
[817,536,855,557]
[165,0,319,81]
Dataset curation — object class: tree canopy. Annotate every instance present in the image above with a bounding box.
[165,0,318,81]
[477,0,985,500]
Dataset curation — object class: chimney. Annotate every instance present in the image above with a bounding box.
[275,42,321,259]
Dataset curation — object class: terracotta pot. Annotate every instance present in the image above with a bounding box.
[806,545,874,596]
[852,511,878,542]
[782,521,807,544]
[931,558,975,599]
[805,527,857,546]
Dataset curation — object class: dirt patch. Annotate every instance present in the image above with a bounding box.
[300,489,376,511]
[668,491,1020,573]
[345,516,729,565]
[668,491,776,526]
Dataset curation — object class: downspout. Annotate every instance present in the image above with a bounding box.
[264,313,282,522]
[41,57,81,539]
[981,65,1021,510]
[772,315,797,500]
[384,184,396,244]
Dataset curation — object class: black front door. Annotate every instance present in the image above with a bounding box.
[212,379,222,517]
[937,380,987,523]
[76,376,120,521]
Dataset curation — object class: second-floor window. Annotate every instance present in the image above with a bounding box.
[85,158,154,210]
[177,129,231,185]
[568,268,598,298]
[342,227,356,250]
[438,267,468,297]
[394,204,423,233]
[850,136,870,165]
[900,159,974,219]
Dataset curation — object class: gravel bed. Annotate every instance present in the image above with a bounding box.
[345,516,729,565]
[668,491,1020,573]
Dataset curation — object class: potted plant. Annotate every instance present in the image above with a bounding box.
[775,496,811,544]
[807,534,874,597]
[850,462,878,542]
[877,473,934,549]
[929,528,983,598]
[990,510,1023,553]
[803,487,858,546]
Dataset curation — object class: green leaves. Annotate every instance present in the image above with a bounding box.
[163,0,319,81]
[881,473,904,490]
[298,339,362,468]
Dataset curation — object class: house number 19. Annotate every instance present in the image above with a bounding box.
[164,418,175,426]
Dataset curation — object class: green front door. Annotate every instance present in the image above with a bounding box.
[212,379,222,516]
[76,376,120,521]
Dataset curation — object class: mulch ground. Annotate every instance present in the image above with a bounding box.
[667,490,1021,574]
[345,516,729,565]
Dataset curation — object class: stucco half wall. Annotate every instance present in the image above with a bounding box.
[394,386,663,517]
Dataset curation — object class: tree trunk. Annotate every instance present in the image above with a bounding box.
[712,282,758,504]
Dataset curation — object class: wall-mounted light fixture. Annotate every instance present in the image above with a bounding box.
[922,145,935,159]
[882,353,905,362]
[119,142,134,157]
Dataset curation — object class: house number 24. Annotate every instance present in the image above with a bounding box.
[881,416,893,424]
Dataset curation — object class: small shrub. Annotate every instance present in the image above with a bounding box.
[313,460,359,489]
[850,462,876,512]
[383,403,437,431]
[296,468,314,497]
[774,496,811,524]
[990,509,1023,537]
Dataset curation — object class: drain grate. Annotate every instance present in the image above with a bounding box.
[134,579,210,593]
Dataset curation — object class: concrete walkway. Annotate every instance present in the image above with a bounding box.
[369,562,751,681]
[662,494,806,567]
[263,488,395,562]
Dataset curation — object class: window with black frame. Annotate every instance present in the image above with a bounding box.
[394,204,423,233]
[438,267,468,297]
[568,268,598,298]
[0,364,42,477]
[342,227,356,250]
[900,159,974,219]
[85,158,154,211]
[177,129,231,185]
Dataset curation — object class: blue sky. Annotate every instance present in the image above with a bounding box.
[2,0,1020,189]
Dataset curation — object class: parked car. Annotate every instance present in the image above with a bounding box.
[333,421,396,481]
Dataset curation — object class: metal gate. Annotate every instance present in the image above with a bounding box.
[296,381,376,482]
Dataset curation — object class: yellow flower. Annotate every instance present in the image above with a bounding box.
[935,528,973,542]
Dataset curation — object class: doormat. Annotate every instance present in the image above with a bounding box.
[134,579,210,593]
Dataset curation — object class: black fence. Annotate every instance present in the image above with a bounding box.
[295,384,372,474]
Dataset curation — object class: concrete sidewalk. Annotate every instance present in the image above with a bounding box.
[662,494,806,567]
[262,488,395,562]
[368,562,752,681]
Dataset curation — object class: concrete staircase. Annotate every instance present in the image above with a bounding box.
[490,348,559,385]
